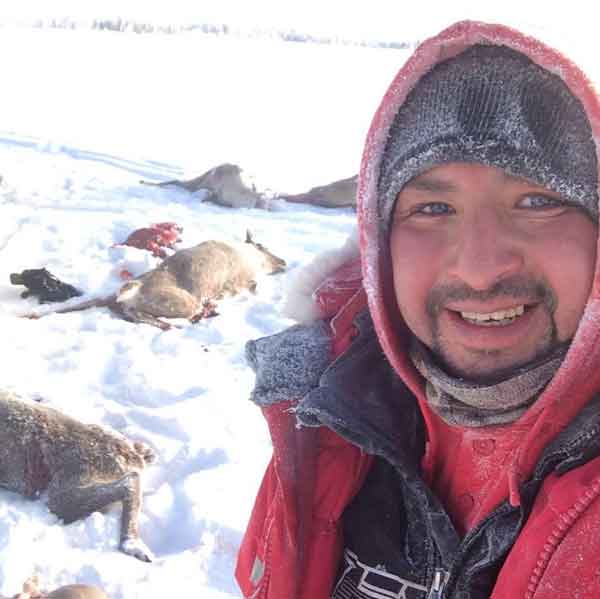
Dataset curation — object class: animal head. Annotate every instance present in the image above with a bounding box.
[245,230,287,274]
[10,268,83,303]
[10,268,55,288]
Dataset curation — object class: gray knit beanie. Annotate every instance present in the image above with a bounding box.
[378,44,599,223]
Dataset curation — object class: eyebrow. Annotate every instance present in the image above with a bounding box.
[501,171,529,184]
[403,176,458,193]
[404,170,540,192]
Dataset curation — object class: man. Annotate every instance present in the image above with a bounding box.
[236,20,600,599]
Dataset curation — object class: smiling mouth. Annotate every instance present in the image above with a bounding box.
[458,305,527,326]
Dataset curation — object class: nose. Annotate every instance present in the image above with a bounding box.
[446,209,524,291]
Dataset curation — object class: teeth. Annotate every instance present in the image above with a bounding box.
[461,305,525,322]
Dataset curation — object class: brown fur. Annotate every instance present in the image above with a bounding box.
[1,576,109,599]
[45,586,109,599]
[0,391,155,562]
[26,233,286,330]
[279,174,358,208]
[140,163,266,209]
[141,165,358,209]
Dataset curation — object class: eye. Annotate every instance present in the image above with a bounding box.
[517,194,566,210]
[412,202,455,216]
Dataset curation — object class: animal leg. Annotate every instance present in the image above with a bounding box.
[23,295,117,320]
[47,472,153,562]
[139,178,180,188]
[112,304,174,331]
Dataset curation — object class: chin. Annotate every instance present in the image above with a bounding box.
[436,348,551,385]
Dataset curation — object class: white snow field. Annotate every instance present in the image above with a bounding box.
[0,25,401,599]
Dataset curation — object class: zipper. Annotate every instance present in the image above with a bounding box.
[427,568,449,599]
[422,499,521,599]
[524,475,600,599]
[253,515,274,599]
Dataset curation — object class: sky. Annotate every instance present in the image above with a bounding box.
[0,0,597,42]
[1,1,597,77]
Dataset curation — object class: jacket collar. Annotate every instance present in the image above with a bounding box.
[296,309,600,484]
[296,309,425,476]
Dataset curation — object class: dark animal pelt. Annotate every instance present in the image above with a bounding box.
[10,268,83,303]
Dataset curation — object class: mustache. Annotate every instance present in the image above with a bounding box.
[426,275,557,317]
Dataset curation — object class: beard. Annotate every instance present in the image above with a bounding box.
[425,274,559,383]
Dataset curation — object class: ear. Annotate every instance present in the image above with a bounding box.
[245,229,253,244]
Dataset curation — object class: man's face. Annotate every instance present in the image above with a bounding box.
[390,162,598,382]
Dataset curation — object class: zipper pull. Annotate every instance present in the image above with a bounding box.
[427,568,449,599]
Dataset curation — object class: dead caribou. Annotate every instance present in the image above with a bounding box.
[0,391,155,562]
[140,163,267,209]
[141,162,358,209]
[278,174,358,208]
[26,231,286,330]
[0,575,109,599]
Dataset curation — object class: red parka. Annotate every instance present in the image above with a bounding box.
[236,20,600,599]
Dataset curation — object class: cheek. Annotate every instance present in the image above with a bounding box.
[389,229,442,345]
[543,221,597,339]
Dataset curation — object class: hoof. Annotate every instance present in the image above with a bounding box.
[120,537,154,562]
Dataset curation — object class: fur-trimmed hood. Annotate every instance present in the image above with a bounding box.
[281,225,360,323]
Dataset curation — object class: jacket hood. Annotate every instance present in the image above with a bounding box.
[357,20,600,495]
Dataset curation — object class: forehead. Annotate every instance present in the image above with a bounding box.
[402,162,545,193]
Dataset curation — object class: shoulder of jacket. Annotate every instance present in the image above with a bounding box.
[245,320,333,407]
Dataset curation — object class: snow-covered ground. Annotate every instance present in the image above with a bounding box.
[0,26,398,599]
[0,12,598,598]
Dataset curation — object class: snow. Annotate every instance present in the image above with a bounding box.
[0,24,378,599]
[0,10,598,598]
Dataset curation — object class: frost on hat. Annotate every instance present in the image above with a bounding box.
[378,44,599,223]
